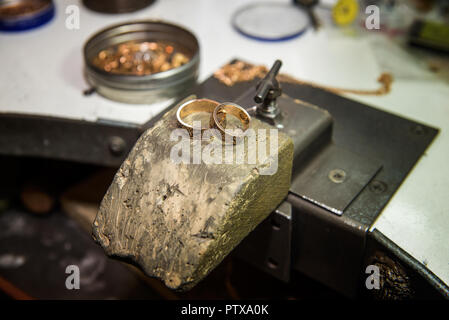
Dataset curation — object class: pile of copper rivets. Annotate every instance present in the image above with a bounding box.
[213,61,267,86]
[92,41,190,76]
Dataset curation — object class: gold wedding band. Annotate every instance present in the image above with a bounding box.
[210,102,251,142]
[176,99,251,141]
[176,99,220,134]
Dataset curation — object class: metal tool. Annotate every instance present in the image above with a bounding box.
[255,60,282,119]
[293,0,320,30]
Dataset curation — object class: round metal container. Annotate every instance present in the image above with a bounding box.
[0,0,55,32]
[82,0,155,14]
[84,21,200,104]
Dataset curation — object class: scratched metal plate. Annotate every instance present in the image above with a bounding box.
[290,144,382,215]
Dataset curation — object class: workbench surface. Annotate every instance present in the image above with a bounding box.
[0,0,448,287]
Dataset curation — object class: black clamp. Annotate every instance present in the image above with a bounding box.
[254,60,283,119]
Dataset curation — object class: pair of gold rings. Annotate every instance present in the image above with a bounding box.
[176,99,251,142]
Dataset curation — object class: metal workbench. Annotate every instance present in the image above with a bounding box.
[0,0,448,296]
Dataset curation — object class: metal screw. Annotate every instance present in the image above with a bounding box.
[271,217,281,230]
[369,180,387,194]
[328,169,346,184]
[267,257,278,270]
[411,124,426,136]
[108,136,126,156]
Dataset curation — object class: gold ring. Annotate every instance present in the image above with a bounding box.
[210,102,251,143]
[176,99,220,134]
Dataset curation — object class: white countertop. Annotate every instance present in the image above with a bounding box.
[1,0,448,286]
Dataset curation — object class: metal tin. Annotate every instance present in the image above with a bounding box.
[0,0,54,32]
[82,0,155,14]
[84,21,200,104]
